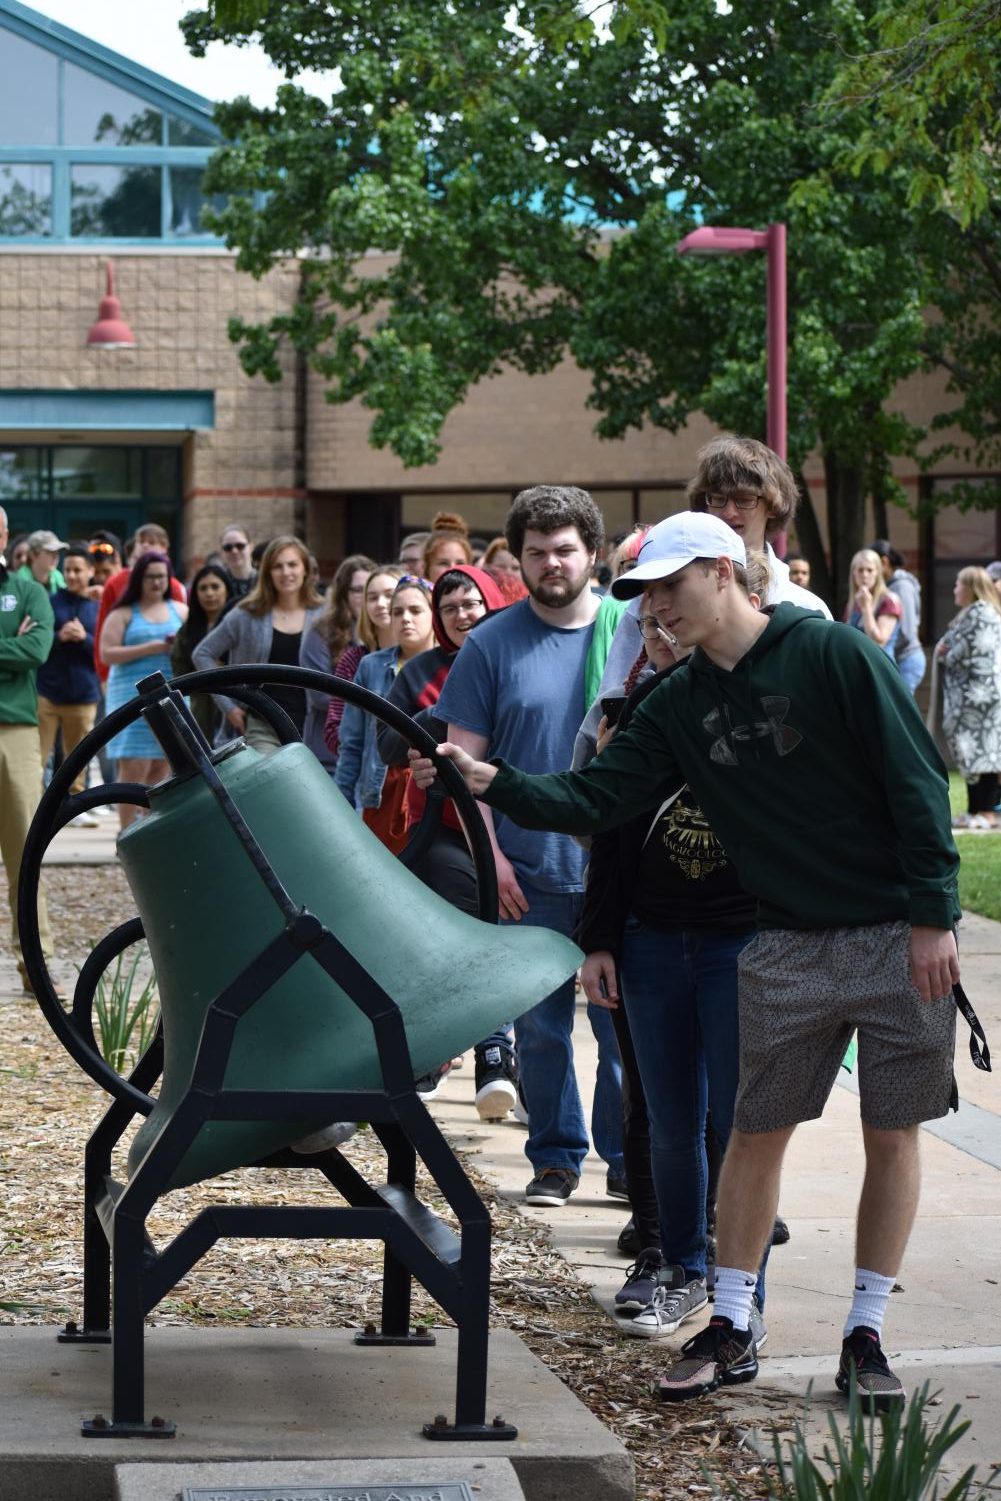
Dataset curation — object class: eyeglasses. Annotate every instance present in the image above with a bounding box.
[89,542,115,556]
[638,615,673,640]
[222,541,248,552]
[439,598,485,619]
[705,492,763,511]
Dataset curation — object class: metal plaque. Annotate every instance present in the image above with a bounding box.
[182,1486,475,1501]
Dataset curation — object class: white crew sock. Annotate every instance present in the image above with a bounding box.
[713,1265,757,1334]
[844,1267,895,1338]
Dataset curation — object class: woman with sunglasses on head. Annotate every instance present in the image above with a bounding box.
[333,574,435,851]
[299,552,376,774]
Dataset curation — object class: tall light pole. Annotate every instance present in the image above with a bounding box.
[676,224,786,462]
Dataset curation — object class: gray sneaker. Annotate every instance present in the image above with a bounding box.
[748,1299,768,1352]
[624,1264,709,1340]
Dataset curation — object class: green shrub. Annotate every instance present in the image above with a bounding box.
[92,946,160,1074]
[758,1382,1000,1501]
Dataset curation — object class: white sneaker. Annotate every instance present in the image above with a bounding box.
[291,1122,357,1154]
[69,811,99,828]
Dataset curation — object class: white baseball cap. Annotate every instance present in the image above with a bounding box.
[611,512,746,599]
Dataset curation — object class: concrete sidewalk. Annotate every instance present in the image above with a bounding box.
[426,909,1001,1480]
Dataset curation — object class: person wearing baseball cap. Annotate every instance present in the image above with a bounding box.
[16,529,68,597]
[412,496,965,1417]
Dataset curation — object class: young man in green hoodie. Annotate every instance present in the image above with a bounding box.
[411,503,961,1414]
[0,506,56,994]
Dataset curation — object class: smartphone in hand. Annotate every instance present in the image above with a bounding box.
[600,695,627,727]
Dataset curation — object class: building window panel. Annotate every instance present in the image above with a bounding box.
[70,163,161,238]
[0,31,58,145]
[0,162,52,236]
[0,448,46,501]
[168,164,223,237]
[146,448,182,501]
[62,62,162,146]
[51,447,143,500]
[167,115,217,147]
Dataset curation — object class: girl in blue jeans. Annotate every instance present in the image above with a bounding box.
[578,610,767,1339]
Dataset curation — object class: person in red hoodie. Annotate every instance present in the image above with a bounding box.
[375,564,517,1118]
[92,524,186,686]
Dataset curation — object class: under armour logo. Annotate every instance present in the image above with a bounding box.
[703,697,803,765]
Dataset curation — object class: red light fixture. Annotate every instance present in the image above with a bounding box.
[86,260,136,350]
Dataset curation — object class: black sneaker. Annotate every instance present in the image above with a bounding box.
[613,1250,664,1313]
[415,1063,450,1101]
[474,1045,518,1122]
[606,1170,630,1201]
[525,1167,579,1206]
[772,1216,790,1245]
[836,1326,905,1413]
[655,1316,758,1401]
[617,1216,642,1257]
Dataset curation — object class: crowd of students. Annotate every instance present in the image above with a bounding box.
[1,432,995,1418]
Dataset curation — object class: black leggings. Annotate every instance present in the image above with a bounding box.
[968,773,1000,815]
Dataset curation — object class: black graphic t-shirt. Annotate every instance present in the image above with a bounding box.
[631,785,755,933]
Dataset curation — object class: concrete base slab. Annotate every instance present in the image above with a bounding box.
[0,1327,631,1501]
[116,1457,526,1501]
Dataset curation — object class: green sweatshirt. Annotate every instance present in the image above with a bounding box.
[486,604,960,932]
[0,564,55,725]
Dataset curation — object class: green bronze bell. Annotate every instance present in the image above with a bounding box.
[122,740,581,1190]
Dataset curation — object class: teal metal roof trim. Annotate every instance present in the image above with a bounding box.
[0,389,215,430]
[0,0,221,133]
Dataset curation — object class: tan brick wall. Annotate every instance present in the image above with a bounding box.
[0,251,303,571]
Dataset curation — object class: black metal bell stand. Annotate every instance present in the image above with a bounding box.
[18,666,515,1441]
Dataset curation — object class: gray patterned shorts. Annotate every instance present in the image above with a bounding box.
[735,921,957,1133]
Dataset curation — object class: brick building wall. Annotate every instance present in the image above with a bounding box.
[0,250,303,569]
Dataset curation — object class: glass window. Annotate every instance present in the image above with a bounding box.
[168,165,224,238]
[62,62,161,146]
[167,115,217,147]
[70,163,161,237]
[0,30,58,145]
[51,448,143,499]
[0,448,45,501]
[0,162,52,236]
[146,448,181,501]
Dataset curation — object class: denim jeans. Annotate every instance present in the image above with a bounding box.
[898,648,926,695]
[619,919,766,1303]
[506,881,625,1179]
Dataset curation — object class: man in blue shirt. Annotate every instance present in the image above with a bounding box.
[436,485,625,1206]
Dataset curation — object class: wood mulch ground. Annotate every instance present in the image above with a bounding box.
[1,866,786,1500]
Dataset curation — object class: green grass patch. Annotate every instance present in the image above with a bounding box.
[956,835,1001,922]
[949,773,1001,922]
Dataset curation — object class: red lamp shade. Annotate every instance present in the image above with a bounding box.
[86,261,136,349]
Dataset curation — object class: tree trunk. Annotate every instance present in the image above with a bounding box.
[825,449,867,612]
[792,470,833,610]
